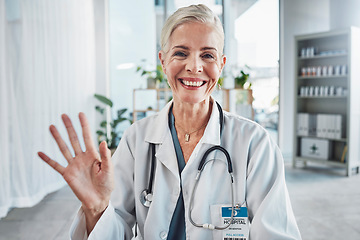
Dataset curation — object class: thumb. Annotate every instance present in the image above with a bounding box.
[99,141,112,170]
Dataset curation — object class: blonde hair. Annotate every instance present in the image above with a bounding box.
[160,4,224,54]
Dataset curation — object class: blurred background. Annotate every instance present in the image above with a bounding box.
[1,0,360,239]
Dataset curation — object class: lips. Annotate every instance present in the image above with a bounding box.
[178,78,206,87]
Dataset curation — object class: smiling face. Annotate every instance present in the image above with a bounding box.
[159,22,226,105]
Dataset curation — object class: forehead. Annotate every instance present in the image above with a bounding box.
[168,22,221,51]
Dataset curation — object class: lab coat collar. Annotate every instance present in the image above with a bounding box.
[143,97,222,146]
[144,100,173,144]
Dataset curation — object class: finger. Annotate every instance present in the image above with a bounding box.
[38,152,65,175]
[79,112,96,151]
[99,141,112,172]
[61,114,83,155]
[50,125,74,161]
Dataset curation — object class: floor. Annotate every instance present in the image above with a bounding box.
[1,162,359,240]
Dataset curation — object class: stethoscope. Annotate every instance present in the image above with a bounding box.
[139,102,235,230]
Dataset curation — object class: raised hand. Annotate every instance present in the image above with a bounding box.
[38,112,114,233]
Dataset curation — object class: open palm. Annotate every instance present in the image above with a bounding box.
[38,113,114,214]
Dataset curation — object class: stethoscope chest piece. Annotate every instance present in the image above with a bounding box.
[140,189,153,207]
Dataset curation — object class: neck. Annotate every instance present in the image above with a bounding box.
[172,98,212,133]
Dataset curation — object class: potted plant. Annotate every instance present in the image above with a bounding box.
[136,63,168,89]
[94,94,132,154]
[234,70,251,89]
[232,67,254,119]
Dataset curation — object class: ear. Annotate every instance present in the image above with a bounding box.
[158,51,166,74]
[220,54,226,72]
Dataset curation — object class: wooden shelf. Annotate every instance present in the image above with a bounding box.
[132,88,172,122]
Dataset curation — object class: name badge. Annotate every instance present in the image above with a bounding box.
[221,206,249,240]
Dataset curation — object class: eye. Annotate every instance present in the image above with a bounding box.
[202,53,215,59]
[173,51,187,57]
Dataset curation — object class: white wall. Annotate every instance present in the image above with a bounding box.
[330,0,360,29]
[223,0,238,89]
[93,0,110,137]
[108,0,156,124]
[94,0,109,97]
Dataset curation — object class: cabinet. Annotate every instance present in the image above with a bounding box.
[293,27,360,176]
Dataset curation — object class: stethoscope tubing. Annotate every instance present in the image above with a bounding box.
[188,159,235,230]
[140,101,236,230]
[198,145,233,174]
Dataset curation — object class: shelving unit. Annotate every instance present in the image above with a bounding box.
[132,88,172,122]
[293,27,360,176]
[217,88,254,120]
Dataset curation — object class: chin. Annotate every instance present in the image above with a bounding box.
[178,94,210,105]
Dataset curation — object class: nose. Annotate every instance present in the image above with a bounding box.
[186,56,203,73]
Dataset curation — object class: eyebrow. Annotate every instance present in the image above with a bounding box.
[172,45,218,51]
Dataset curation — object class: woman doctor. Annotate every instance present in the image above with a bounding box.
[38,4,302,240]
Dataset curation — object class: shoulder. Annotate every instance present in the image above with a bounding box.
[223,111,267,136]
[122,109,169,146]
[123,113,161,137]
[222,110,277,149]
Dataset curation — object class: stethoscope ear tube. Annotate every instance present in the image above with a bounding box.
[198,145,233,173]
[216,101,224,136]
[148,143,156,193]
[140,143,156,208]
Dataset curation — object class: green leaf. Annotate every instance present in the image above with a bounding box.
[100,121,107,128]
[94,94,113,107]
[96,130,105,136]
[235,70,250,88]
[95,106,105,114]
[117,108,127,117]
[113,118,127,126]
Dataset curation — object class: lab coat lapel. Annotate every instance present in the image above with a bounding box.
[201,98,222,146]
[144,101,180,179]
[155,134,180,178]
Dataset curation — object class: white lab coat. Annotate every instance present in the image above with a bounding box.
[70,100,302,240]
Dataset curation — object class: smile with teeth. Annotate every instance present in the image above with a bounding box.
[179,79,206,87]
